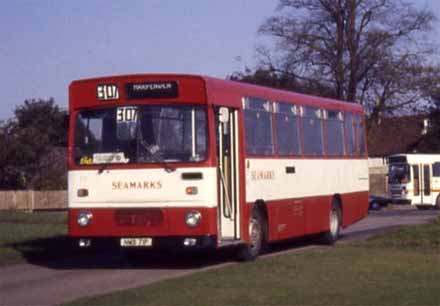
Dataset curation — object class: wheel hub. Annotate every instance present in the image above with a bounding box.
[249,217,261,250]
[330,209,339,237]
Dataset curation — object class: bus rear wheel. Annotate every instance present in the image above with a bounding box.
[321,201,342,245]
[237,208,265,261]
[435,196,440,210]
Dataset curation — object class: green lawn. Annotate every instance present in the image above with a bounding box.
[66,218,440,306]
[0,210,68,266]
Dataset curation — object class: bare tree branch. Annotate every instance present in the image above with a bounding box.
[254,0,438,125]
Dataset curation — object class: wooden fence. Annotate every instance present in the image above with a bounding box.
[369,166,388,197]
[0,190,67,211]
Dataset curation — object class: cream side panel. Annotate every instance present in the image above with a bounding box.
[245,159,369,202]
[406,154,440,165]
[68,167,217,208]
[431,176,440,205]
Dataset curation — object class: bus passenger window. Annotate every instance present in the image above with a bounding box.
[356,115,366,156]
[243,97,274,155]
[344,112,356,156]
[302,106,324,156]
[326,110,344,156]
[275,102,301,155]
[432,162,440,177]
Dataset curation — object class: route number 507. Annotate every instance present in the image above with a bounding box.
[117,107,138,123]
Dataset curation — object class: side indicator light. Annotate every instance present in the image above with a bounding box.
[185,186,198,195]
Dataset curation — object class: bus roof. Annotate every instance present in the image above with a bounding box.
[203,75,363,113]
[69,73,364,114]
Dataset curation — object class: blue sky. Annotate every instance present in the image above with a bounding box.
[0,0,438,120]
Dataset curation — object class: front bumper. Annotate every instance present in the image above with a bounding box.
[390,199,411,205]
[73,235,217,250]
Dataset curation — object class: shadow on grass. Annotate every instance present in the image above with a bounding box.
[8,234,326,271]
[8,235,238,270]
[9,235,84,266]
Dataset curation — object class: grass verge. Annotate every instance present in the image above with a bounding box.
[65,218,440,306]
[0,210,68,266]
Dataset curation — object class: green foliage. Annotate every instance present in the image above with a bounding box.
[0,98,68,190]
[15,99,67,146]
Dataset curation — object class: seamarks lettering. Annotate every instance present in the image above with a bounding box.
[112,181,162,190]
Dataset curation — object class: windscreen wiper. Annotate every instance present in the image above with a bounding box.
[149,152,176,173]
[98,163,111,175]
[139,141,176,173]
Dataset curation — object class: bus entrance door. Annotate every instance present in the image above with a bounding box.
[413,164,432,205]
[216,107,241,241]
[421,164,432,205]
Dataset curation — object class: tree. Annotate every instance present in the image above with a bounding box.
[229,67,336,98]
[0,98,68,190]
[0,122,22,188]
[416,88,440,152]
[255,0,438,126]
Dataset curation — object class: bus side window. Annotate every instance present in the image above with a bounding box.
[432,162,440,177]
[274,102,301,156]
[326,110,344,156]
[302,106,324,156]
[243,97,275,155]
[356,115,366,156]
[344,112,356,156]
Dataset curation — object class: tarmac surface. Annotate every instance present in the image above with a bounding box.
[1,206,438,306]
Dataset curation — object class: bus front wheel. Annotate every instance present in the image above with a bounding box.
[237,208,265,261]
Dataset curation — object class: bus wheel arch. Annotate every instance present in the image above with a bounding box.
[435,194,440,210]
[254,199,268,229]
[237,200,268,261]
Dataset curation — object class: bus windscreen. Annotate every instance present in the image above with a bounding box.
[389,163,410,184]
[73,105,207,165]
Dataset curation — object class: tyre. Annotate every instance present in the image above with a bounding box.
[435,196,440,210]
[237,208,266,261]
[320,201,342,245]
[369,201,381,211]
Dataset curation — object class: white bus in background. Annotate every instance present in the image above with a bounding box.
[388,154,440,209]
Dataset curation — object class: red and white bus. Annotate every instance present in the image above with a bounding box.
[68,74,369,260]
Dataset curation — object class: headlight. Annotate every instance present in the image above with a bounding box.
[77,211,93,227]
[185,211,202,228]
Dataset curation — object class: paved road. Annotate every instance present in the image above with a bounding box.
[1,206,438,306]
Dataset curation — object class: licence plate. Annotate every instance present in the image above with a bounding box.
[120,238,152,247]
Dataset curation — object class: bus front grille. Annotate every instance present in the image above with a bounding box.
[115,209,164,227]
